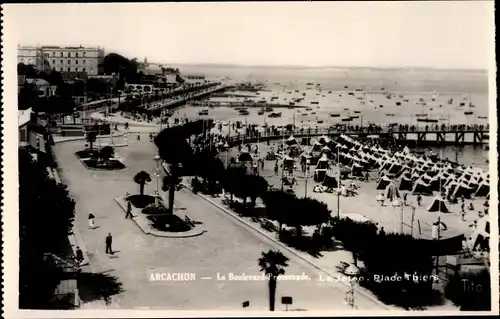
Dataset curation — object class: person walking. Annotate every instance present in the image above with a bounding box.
[403,192,409,206]
[125,201,133,219]
[105,233,113,254]
[274,162,279,176]
[416,194,422,206]
[75,246,84,264]
[88,212,95,229]
[378,227,386,236]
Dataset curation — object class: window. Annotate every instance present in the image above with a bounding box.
[68,67,71,72]
[76,52,79,57]
[60,68,63,72]
[76,68,79,72]
[60,52,63,57]
[68,60,71,64]
[52,52,56,57]
[83,68,86,73]
[83,60,86,64]
[52,60,55,64]
[60,60,63,64]
[68,52,71,57]
[83,52,86,56]
[75,60,78,65]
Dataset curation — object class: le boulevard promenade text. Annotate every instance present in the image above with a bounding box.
[149,272,439,283]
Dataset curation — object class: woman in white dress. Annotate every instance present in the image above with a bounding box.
[88,212,95,229]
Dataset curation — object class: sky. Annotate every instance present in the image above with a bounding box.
[3,2,495,70]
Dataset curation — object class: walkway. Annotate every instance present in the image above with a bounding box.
[53,137,387,311]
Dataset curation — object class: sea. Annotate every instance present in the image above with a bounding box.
[173,65,492,170]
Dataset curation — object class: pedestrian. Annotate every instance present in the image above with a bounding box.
[137,134,141,141]
[125,201,133,219]
[416,194,422,206]
[403,192,408,206]
[75,246,84,264]
[88,212,95,229]
[461,209,466,221]
[379,227,386,236]
[431,222,439,240]
[105,233,113,254]
[261,159,264,169]
[274,162,279,175]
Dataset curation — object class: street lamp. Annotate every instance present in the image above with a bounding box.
[392,198,403,233]
[223,142,230,168]
[344,264,359,309]
[153,154,161,204]
[304,159,310,198]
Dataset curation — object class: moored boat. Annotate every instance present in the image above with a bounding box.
[416,118,438,123]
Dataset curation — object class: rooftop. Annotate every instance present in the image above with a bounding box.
[18,108,32,127]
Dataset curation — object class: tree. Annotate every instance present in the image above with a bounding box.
[134,171,151,196]
[19,149,75,308]
[155,120,209,213]
[258,250,289,311]
[86,130,97,150]
[245,175,269,207]
[98,146,115,164]
[262,190,297,233]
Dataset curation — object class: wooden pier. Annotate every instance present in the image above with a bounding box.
[226,127,490,147]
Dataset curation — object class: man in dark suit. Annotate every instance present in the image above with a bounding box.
[105,233,113,254]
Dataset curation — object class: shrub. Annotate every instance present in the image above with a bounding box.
[445,269,491,311]
[190,177,202,194]
[142,203,170,215]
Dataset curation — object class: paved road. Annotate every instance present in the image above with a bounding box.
[53,138,386,311]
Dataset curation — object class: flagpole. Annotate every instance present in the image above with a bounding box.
[435,149,443,273]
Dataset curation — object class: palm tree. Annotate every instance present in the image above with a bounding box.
[258,250,289,311]
[98,146,114,165]
[134,171,151,196]
[86,130,97,150]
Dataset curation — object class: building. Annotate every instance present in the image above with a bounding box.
[184,74,206,85]
[18,108,32,147]
[25,78,57,97]
[17,45,46,71]
[41,45,105,76]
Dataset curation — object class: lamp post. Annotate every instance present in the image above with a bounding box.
[153,154,161,204]
[392,198,403,233]
[224,142,230,169]
[304,159,310,198]
[344,264,359,309]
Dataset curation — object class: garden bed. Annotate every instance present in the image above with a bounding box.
[75,149,100,159]
[126,194,157,209]
[147,214,194,232]
[82,158,126,170]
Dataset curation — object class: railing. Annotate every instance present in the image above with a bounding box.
[225,125,489,144]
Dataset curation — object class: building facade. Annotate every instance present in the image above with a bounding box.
[41,46,105,76]
[17,45,46,70]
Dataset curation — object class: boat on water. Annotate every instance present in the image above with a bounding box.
[459,102,465,106]
[379,105,384,108]
[306,82,314,86]
[198,109,209,116]
[238,109,250,115]
[396,102,401,106]
[344,108,349,111]
[328,91,332,93]
[430,108,433,111]
[417,118,438,123]
[268,112,282,118]
[311,112,316,115]
[415,113,428,117]
[301,113,308,116]
[330,113,341,117]
[257,110,264,115]
[355,88,363,92]
[464,111,474,115]
[306,107,313,111]
[344,85,348,89]
[403,99,409,102]
[350,115,360,119]
[341,118,353,122]
[317,120,324,124]
[354,110,361,114]
[381,87,385,91]
[264,106,274,112]
[469,103,475,108]
[348,92,355,96]
[357,97,363,100]
[477,116,487,119]
[385,113,395,117]
[302,92,306,96]
[311,101,319,104]
[295,90,299,93]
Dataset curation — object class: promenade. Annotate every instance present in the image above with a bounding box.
[53,137,389,311]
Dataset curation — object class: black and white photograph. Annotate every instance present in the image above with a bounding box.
[1,1,498,316]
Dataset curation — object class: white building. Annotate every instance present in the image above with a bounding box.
[41,45,105,76]
[17,45,46,70]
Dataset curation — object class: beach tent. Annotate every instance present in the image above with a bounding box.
[427,196,449,213]
[311,141,323,152]
[451,182,473,199]
[466,216,490,252]
[387,163,403,175]
[321,145,331,153]
[286,135,298,146]
[402,146,410,154]
[376,175,392,190]
[399,176,413,191]
[323,169,339,188]
[318,135,331,144]
[238,151,253,162]
[351,163,363,177]
[412,180,433,196]
[384,182,400,201]
[474,182,489,197]
[315,154,329,170]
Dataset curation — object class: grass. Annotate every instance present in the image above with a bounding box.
[83,158,126,170]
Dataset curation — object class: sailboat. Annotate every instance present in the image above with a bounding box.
[431,89,439,101]
[464,93,474,115]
